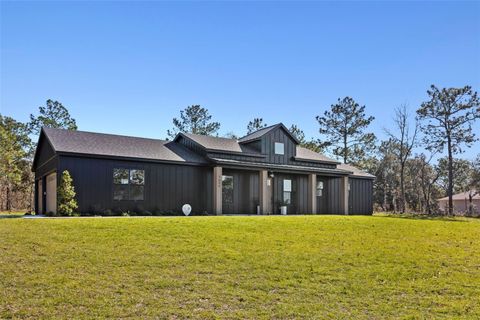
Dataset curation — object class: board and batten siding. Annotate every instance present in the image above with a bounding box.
[348,178,373,215]
[58,155,212,214]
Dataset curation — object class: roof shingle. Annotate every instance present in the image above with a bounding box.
[42,128,207,164]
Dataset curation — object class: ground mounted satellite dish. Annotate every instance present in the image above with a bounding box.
[182,204,192,216]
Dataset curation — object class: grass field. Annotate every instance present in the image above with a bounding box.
[1,215,479,319]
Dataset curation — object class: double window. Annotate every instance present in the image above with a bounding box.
[113,168,145,201]
[283,179,292,205]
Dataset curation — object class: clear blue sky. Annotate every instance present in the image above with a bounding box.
[1,1,479,159]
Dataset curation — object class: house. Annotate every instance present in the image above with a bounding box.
[437,191,480,215]
[32,123,375,215]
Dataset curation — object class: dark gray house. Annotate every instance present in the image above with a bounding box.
[32,123,374,215]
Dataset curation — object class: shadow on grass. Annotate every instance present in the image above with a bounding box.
[373,212,477,223]
[0,214,24,219]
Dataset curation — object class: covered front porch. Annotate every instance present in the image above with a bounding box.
[211,166,350,215]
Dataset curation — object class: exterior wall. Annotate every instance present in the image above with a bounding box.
[272,172,308,214]
[58,155,212,214]
[262,127,297,165]
[348,178,374,215]
[438,199,480,215]
[33,136,58,215]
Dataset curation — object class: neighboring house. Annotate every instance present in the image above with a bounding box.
[32,123,374,215]
[437,191,480,215]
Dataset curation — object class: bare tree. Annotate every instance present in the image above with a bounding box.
[385,104,418,213]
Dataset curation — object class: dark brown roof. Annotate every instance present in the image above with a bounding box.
[42,128,208,164]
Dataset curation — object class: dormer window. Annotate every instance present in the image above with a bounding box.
[274,142,284,155]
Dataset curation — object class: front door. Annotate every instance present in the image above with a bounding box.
[316,178,327,213]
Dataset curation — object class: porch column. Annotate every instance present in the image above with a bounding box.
[341,176,349,215]
[259,170,269,215]
[308,174,317,214]
[213,166,222,215]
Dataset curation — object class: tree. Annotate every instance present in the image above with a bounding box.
[57,170,78,216]
[29,99,77,136]
[437,157,473,195]
[0,115,31,211]
[247,118,267,134]
[316,97,376,166]
[223,132,238,139]
[385,104,418,213]
[167,105,220,139]
[417,85,480,215]
[289,124,306,143]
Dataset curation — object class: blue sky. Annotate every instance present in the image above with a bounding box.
[1,1,479,160]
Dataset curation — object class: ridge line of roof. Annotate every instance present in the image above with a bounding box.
[42,127,168,143]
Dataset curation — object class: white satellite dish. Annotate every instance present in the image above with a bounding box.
[182,204,192,216]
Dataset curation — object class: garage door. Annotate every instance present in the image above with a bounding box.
[46,172,57,214]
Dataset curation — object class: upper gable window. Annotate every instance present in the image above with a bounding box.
[274,142,284,155]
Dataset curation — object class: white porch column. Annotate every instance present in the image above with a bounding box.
[308,174,317,214]
[213,166,222,215]
[342,176,349,215]
[259,170,269,215]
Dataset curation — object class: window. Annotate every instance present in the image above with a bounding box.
[222,175,234,204]
[316,181,324,197]
[283,179,292,205]
[113,168,144,201]
[275,142,284,155]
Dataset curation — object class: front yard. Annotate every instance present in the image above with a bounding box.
[1,215,479,319]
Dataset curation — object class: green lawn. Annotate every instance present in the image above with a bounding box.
[1,216,479,319]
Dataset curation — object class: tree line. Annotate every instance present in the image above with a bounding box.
[1,85,479,215]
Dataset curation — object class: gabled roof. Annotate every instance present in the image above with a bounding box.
[38,127,208,164]
[176,132,261,155]
[238,123,300,144]
[295,146,340,164]
[438,191,480,201]
[337,163,375,179]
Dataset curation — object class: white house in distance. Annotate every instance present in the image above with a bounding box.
[437,191,479,215]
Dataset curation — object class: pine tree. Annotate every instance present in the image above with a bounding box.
[246,118,267,134]
[417,85,480,215]
[316,96,376,166]
[167,105,220,138]
[57,170,78,216]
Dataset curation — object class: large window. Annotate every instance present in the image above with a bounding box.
[275,142,284,155]
[222,175,234,204]
[283,179,292,205]
[113,168,145,201]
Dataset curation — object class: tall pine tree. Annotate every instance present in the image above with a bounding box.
[316,97,376,166]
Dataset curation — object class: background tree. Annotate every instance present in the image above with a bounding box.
[436,157,473,195]
[288,124,306,143]
[385,104,418,213]
[0,115,31,211]
[316,96,376,166]
[29,99,77,136]
[223,132,238,139]
[417,85,480,215]
[167,105,220,139]
[246,118,267,134]
[57,170,78,216]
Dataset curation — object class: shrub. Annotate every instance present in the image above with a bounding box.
[57,170,78,216]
